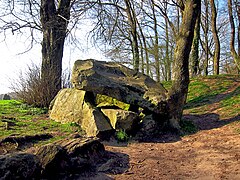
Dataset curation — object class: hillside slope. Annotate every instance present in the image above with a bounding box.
[105,75,240,179]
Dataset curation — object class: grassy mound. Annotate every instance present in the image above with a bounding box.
[1,74,239,142]
[163,74,240,134]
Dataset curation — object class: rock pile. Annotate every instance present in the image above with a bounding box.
[0,137,107,179]
[50,59,169,138]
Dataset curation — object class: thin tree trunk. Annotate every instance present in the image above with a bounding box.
[142,33,150,76]
[167,0,201,130]
[124,0,140,72]
[151,0,160,82]
[40,0,70,102]
[138,21,150,75]
[164,3,171,81]
[190,4,200,77]
[204,0,209,76]
[210,0,220,75]
[237,3,240,57]
[176,6,180,33]
[237,3,240,74]
[228,0,240,71]
[138,33,145,74]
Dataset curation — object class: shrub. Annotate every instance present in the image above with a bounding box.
[180,119,198,135]
[10,63,71,108]
[115,129,129,142]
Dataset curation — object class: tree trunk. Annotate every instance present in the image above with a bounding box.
[203,0,209,76]
[210,0,220,75]
[237,2,240,74]
[139,25,150,76]
[228,0,240,71]
[164,3,171,81]
[138,33,145,74]
[151,0,160,82]
[176,5,180,33]
[167,0,201,130]
[190,4,200,77]
[40,0,71,103]
[124,0,140,72]
[237,3,240,57]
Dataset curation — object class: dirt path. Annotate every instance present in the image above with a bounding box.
[102,81,240,180]
[105,123,240,179]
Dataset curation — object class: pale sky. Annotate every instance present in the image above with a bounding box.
[0,32,105,94]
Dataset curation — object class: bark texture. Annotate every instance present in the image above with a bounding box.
[190,3,200,77]
[228,0,240,71]
[40,0,71,102]
[151,0,160,82]
[210,0,220,75]
[203,0,209,76]
[124,0,140,72]
[168,0,201,130]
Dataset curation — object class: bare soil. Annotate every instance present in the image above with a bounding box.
[101,81,240,180]
[104,121,240,180]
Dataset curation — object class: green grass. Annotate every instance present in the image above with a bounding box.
[0,100,83,143]
[219,86,240,117]
[163,74,240,133]
[185,76,233,109]
[163,75,239,112]
[0,100,47,117]
[187,75,239,116]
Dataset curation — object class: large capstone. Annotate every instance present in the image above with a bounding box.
[49,88,113,137]
[71,59,168,115]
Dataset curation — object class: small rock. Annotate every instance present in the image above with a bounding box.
[35,144,68,178]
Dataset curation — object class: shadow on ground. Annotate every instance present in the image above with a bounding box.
[72,150,130,180]
[104,113,240,147]
[98,151,129,176]
[0,133,53,155]
[183,113,240,131]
